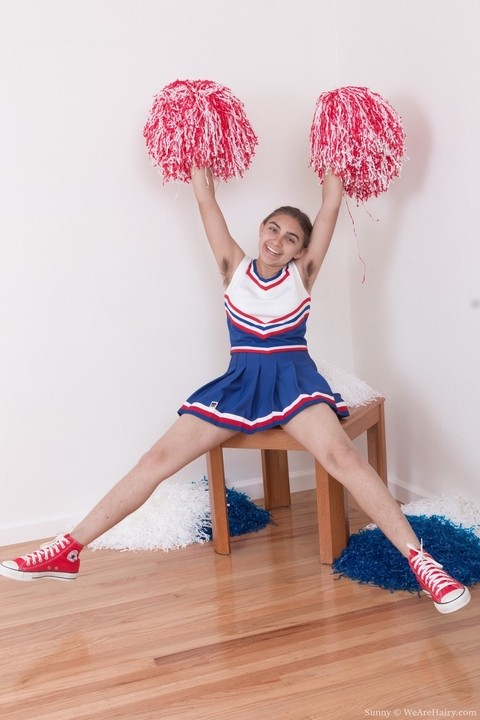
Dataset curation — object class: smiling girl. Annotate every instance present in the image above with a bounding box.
[0,167,470,615]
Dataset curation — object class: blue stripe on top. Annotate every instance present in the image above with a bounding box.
[224,257,311,349]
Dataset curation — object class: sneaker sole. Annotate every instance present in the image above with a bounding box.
[0,564,77,582]
[430,586,471,614]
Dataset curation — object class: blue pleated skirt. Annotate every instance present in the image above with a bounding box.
[178,350,349,434]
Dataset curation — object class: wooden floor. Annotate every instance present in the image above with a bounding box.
[1,490,479,720]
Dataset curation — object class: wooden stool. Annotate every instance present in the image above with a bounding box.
[206,396,387,564]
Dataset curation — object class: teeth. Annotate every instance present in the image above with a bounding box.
[266,245,280,255]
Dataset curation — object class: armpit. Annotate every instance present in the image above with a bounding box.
[221,257,232,285]
[305,259,316,280]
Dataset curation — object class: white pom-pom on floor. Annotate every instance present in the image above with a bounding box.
[89,477,211,552]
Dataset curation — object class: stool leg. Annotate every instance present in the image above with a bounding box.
[206,447,231,555]
[315,461,349,564]
[367,401,388,486]
[261,449,291,508]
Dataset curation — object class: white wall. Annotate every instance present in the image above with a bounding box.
[336,1,480,503]
[0,1,352,544]
[2,1,479,546]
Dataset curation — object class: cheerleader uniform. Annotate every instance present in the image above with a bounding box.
[178,256,349,433]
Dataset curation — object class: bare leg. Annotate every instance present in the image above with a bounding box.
[71,415,236,546]
[281,404,420,558]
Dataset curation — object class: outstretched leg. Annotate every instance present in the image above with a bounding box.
[71,415,236,545]
[0,415,236,582]
[282,403,418,556]
[282,404,471,614]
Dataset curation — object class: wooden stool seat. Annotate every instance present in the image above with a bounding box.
[206,396,387,564]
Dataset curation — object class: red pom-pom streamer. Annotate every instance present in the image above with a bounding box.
[309,86,406,203]
[144,79,258,183]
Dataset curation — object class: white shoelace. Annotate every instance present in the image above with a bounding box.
[21,534,69,567]
[407,541,457,594]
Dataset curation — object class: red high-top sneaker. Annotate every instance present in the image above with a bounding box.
[407,543,471,614]
[0,533,83,582]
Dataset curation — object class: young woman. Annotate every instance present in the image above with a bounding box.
[0,168,470,615]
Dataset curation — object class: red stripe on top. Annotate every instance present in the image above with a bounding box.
[230,346,308,354]
[246,262,290,290]
[224,294,311,327]
[227,312,310,339]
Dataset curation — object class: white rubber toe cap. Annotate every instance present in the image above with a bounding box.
[0,560,32,581]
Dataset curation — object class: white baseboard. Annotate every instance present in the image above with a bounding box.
[0,471,429,548]
[386,474,432,505]
[0,473,317,547]
[226,469,316,500]
[229,470,429,507]
[0,515,82,548]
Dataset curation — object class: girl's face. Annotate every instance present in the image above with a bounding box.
[257,213,305,277]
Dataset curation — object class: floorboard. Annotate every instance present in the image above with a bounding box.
[0,491,478,720]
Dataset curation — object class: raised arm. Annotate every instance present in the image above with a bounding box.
[296,173,344,291]
[191,167,245,286]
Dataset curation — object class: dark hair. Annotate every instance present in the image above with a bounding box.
[262,206,313,249]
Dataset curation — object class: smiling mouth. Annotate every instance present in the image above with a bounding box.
[265,244,281,256]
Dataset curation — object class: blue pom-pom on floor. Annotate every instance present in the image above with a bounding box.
[202,485,272,540]
[332,515,480,592]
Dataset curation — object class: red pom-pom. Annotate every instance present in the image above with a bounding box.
[309,86,407,203]
[143,79,258,183]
